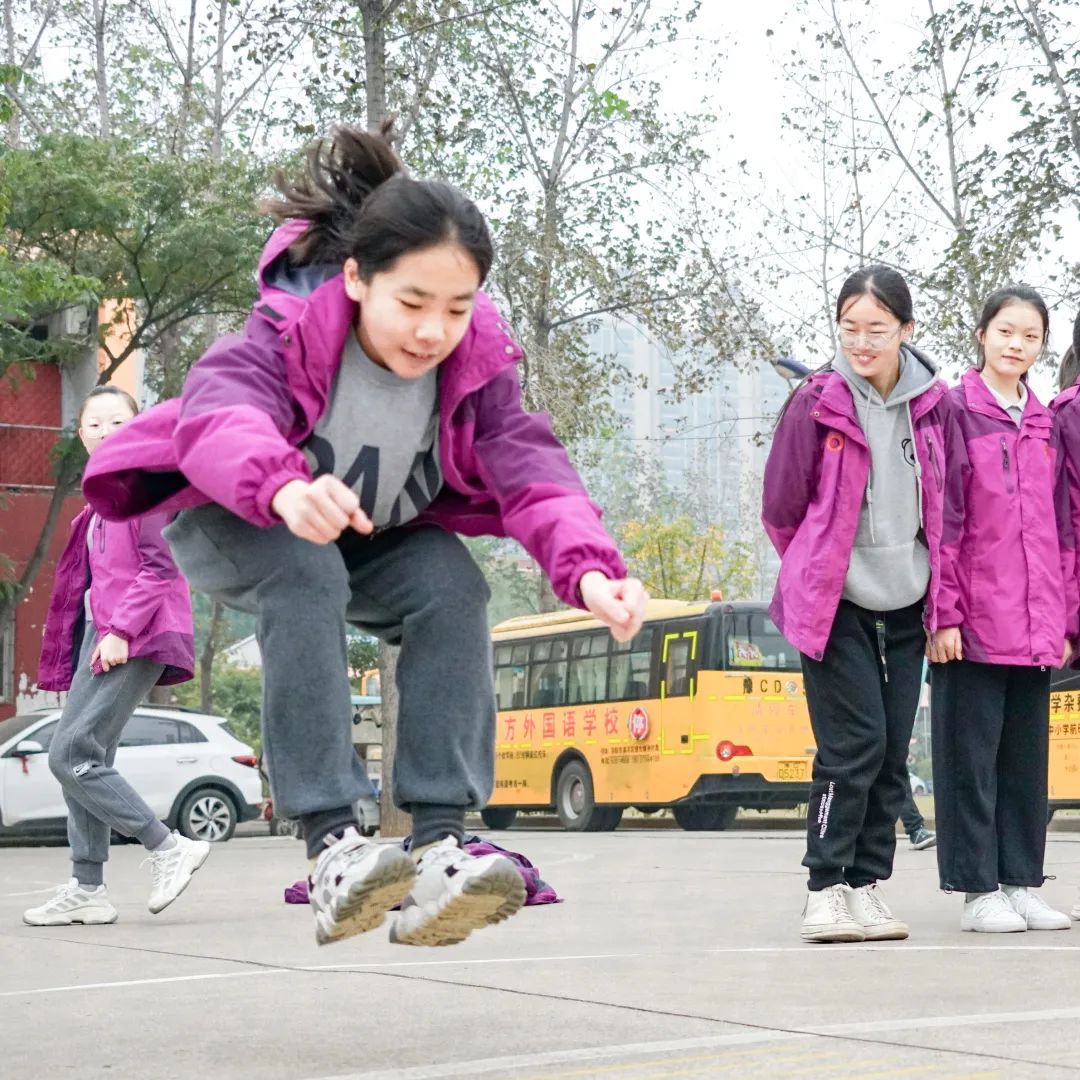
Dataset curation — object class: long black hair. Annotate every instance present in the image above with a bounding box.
[1061,309,1080,393]
[261,121,494,283]
[974,285,1049,372]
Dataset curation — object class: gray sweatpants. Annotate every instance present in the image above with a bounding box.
[49,623,171,885]
[163,506,495,851]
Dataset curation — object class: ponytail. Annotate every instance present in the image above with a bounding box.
[261,120,405,266]
[261,120,494,284]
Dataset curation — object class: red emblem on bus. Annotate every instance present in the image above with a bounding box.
[627,707,650,741]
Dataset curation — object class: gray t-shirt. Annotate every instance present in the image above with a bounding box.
[301,333,443,528]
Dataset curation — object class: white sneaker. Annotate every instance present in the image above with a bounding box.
[23,879,118,926]
[1004,887,1072,931]
[846,884,909,941]
[389,836,526,947]
[961,890,1027,933]
[1072,891,1080,922]
[309,827,417,946]
[801,884,866,943]
[144,832,210,914]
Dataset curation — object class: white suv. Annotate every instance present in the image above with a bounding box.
[0,705,263,843]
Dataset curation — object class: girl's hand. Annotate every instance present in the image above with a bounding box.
[1062,641,1074,669]
[92,633,129,673]
[928,627,963,664]
[579,571,647,643]
[271,476,374,544]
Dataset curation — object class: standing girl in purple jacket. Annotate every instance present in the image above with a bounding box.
[929,286,1074,934]
[82,125,646,949]
[763,266,958,944]
[25,386,202,927]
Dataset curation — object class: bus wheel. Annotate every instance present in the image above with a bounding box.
[480,806,518,830]
[672,803,738,831]
[555,760,602,831]
[591,806,623,832]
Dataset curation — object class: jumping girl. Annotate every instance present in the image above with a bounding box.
[930,285,1074,933]
[83,126,646,948]
[763,265,958,943]
[26,386,201,926]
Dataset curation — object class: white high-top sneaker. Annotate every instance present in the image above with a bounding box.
[800,884,865,943]
[1003,886,1072,931]
[390,837,526,947]
[846,884,909,941]
[960,890,1027,933]
[23,879,118,926]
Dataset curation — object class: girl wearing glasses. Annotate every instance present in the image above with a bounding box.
[763,265,959,943]
[929,286,1074,933]
[26,385,201,928]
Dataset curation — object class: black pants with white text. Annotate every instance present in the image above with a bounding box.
[801,600,925,891]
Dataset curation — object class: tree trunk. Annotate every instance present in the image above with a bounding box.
[92,0,110,138]
[377,640,411,838]
[199,599,225,714]
[173,0,198,157]
[361,1,388,131]
[3,0,18,147]
[210,0,227,161]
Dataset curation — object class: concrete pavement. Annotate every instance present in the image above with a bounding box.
[2,826,1080,1079]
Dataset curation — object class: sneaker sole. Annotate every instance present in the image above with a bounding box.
[390,862,527,947]
[315,852,418,946]
[148,841,211,915]
[801,925,866,944]
[23,909,118,927]
[911,838,937,850]
[960,921,1027,933]
[861,923,910,941]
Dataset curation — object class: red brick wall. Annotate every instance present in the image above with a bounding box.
[0,364,63,487]
[0,492,84,720]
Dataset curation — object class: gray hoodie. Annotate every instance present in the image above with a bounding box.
[833,343,938,612]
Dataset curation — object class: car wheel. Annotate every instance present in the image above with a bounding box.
[179,788,237,842]
[480,806,518,830]
[270,815,301,838]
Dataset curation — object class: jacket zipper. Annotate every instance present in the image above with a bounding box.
[1001,437,1015,494]
[926,434,943,492]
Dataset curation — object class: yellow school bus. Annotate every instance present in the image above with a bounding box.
[480,599,814,831]
[1049,667,1080,819]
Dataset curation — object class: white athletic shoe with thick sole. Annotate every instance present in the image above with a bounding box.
[390,837,526,947]
[801,884,866,943]
[23,879,118,926]
[845,884,909,941]
[145,832,211,914]
[309,828,417,946]
[1072,891,1080,922]
[1004,887,1072,931]
[961,890,1027,933]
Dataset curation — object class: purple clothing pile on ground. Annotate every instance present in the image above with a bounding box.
[283,835,560,906]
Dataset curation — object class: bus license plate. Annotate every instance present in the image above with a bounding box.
[779,761,808,781]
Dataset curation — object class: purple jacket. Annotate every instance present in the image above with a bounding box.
[946,369,1071,666]
[762,369,961,659]
[38,506,195,691]
[82,221,625,607]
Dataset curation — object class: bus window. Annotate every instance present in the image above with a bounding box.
[495,660,527,710]
[530,639,569,707]
[664,637,692,697]
[567,632,610,704]
[609,628,654,701]
[724,611,799,672]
